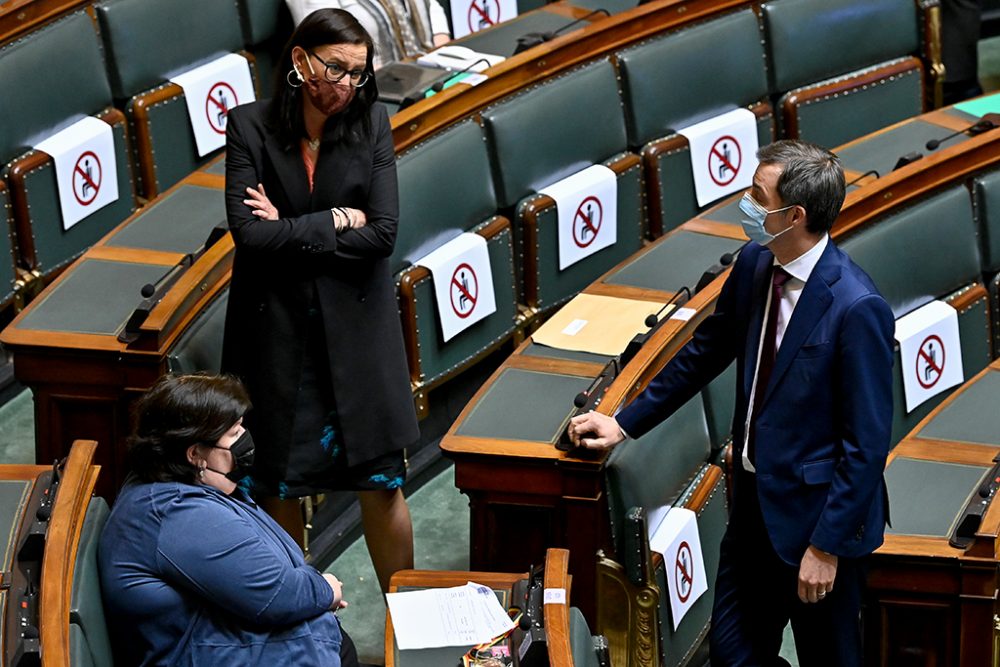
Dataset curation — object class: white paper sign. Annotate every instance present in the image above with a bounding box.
[170,53,256,157]
[387,581,515,650]
[450,0,518,38]
[539,164,618,271]
[678,108,759,207]
[34,116,120,231]
[415,232,497,342]
[648,507,708,630]
[895,300,964,413]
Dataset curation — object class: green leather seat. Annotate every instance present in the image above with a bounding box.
[70,497,112,667]
[569,606,601,667]
[762,0,923,147]
[617,10,773,235]
[95,0,246,197]
[481,59,643,311]
[972,169,1000,356]
[0,11,136,281]
[840,186,990,445]
[71,623,98,667]
[236,0,290,98]
[606,396,712,553]
[654,464,726,667]
[0,182,19,308]
[702,362,737,454]
[394,119,518,389]
[167,288,229,374]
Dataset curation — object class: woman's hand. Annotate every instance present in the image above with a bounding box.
[323,573,348,610]
[244,183,279,220]
[332,207,368,232]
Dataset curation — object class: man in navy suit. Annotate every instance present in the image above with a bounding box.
[569,140,893,666]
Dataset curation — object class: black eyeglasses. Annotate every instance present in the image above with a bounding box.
[309,52,369,88]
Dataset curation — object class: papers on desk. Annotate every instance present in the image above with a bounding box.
[387,582,515,650]
[531,293,667,356]
[417,45,505,72]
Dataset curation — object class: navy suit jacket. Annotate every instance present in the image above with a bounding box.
[617,240,894,564]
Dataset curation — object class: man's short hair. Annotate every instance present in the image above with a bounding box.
[756,140,846,234]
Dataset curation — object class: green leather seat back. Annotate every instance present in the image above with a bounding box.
[617,10,767,149]
[761,0,919,93]
[569,607,600,667]
[70,497,112,667]
[973,170,1000,274]
[482,60,627,208]
[655,464,727,667]
[167,288,229,374]
[95,0,245,193]
[0,183,19,305]
[394,120,498,274]
[236,0,285,46]
[782,59,923,148]
[401,220,518,386]
[70,623,97,667]
[394,120,515,386]
[520,155,645,309]
[0,12,112,161]
[95,0,244,100]
[13,121,137,276]
[887,287,992,445]
[606,396,711,552]
[646,117,774,235]
[839,186,980,319]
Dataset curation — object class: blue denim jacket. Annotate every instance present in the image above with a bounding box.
[98,481,342,666]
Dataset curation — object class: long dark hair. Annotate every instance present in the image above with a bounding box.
[126,374,252,484]
[268,9,378,148]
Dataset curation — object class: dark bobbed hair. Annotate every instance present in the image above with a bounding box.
[268,8,378,148]
[757,140,846,234]
[127,374,252,485]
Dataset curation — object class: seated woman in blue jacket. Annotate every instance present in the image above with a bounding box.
[98,374,358,666]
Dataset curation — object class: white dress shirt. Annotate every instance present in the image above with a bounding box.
[742,234,829,472]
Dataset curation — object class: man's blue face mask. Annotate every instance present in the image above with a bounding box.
[739,193,795,246]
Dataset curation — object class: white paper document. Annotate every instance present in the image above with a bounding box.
[414,232,497,342]
[678,107,759,207]
[894,300,964,412]
[170,53,256,157]
[34,116,120,231]
[387,582,515,650]
[647,507,708,630]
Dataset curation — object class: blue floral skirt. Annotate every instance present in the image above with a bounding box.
[245,308,406,499]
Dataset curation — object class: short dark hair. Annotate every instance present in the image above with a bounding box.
[757,140,846,234]
[127,374,251,485]
[268,8,378,149]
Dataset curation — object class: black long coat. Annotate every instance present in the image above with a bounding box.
[221,99,418,480]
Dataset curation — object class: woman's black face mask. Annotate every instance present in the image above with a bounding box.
[206,429,255,482]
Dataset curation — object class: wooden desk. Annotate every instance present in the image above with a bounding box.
[865,360,1000,667]
[386,548,574,667]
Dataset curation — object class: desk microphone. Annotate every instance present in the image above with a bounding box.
[644,286,691,328]
[926,113,1000,151]
[847,169,879,186]
[695,241,748,294]
[513,8,609,54]
[429,58,492,93]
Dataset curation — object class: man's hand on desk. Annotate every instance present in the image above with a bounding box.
[568,411,625,450]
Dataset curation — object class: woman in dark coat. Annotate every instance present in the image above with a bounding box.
[222,8,419,592]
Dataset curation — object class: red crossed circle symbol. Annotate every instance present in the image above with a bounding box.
[206,82,238,134]
[467,0,499,31]
[916,334,945,389]
[72,151,102,206]
[450,263,478,318]
[708,135,742,186]
[675,541,694,603]
[573,196,603,248]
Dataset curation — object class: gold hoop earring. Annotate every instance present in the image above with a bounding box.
[286,66,304,88]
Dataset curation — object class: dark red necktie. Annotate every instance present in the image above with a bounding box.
[747,267,791,465]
